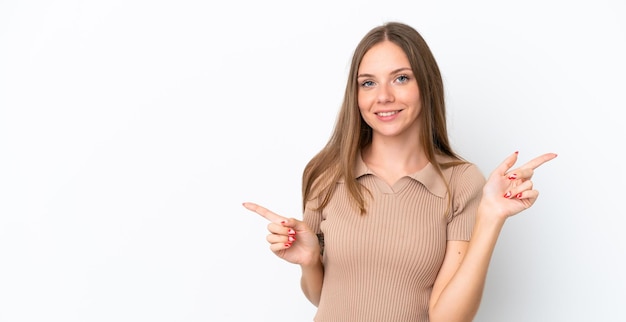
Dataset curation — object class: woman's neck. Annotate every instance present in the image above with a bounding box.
[361,137,429,185]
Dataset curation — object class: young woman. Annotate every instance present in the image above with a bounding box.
[243,21,557,322]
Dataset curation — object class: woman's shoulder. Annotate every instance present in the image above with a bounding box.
[436,154,486,182]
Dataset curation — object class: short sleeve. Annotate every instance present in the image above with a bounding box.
[447,163,486,241]
[303,196,325,254]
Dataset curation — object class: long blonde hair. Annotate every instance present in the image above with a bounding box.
[302,22,464,214]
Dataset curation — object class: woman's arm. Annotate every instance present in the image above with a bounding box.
[300,254,325,306]
[428,214,505,322]
[428,152,557,322]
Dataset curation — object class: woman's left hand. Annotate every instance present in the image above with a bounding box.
[480,151,558,220]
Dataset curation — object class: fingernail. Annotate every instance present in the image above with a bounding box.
[504,191,512,198]
[516,193,523,199]
[288,236,296,242]
[280,220,287,225]
[508,173,517,180]
[284,243,292,248]
[515,151,519,154]
[288,228,296,235]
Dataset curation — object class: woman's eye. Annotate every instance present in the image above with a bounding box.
[396,75,410,83]
[361,80,375,87]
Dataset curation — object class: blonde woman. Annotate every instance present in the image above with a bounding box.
[244,22,557,322]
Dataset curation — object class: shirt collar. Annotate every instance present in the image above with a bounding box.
[354,151,451,198]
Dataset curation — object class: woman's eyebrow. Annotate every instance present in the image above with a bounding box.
[357,67,412,78]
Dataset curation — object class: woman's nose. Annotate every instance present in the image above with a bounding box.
[376,83,394,104]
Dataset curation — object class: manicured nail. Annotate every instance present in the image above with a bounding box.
[504,191,512,198]
[288,236,296,242]
[515,193,523,199]
[515,151,519,154]
[288,228,296,235]
[280,220,287,225]
[508,173,517,180]
[284,243,291,248]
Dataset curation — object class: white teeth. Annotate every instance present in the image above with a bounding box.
[377,111,398,117]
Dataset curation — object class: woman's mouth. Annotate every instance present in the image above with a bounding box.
[376,111,399,117]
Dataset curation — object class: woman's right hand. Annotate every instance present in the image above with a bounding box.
[243,202,321,267]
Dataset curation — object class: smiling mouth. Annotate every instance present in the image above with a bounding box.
[376,111,399,117]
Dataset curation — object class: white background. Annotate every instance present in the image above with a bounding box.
[1,0,625,321]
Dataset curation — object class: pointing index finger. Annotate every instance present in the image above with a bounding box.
[519,153,558,170]
[242,202,286,224]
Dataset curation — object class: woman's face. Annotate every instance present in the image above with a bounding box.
[357,41,422,140]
